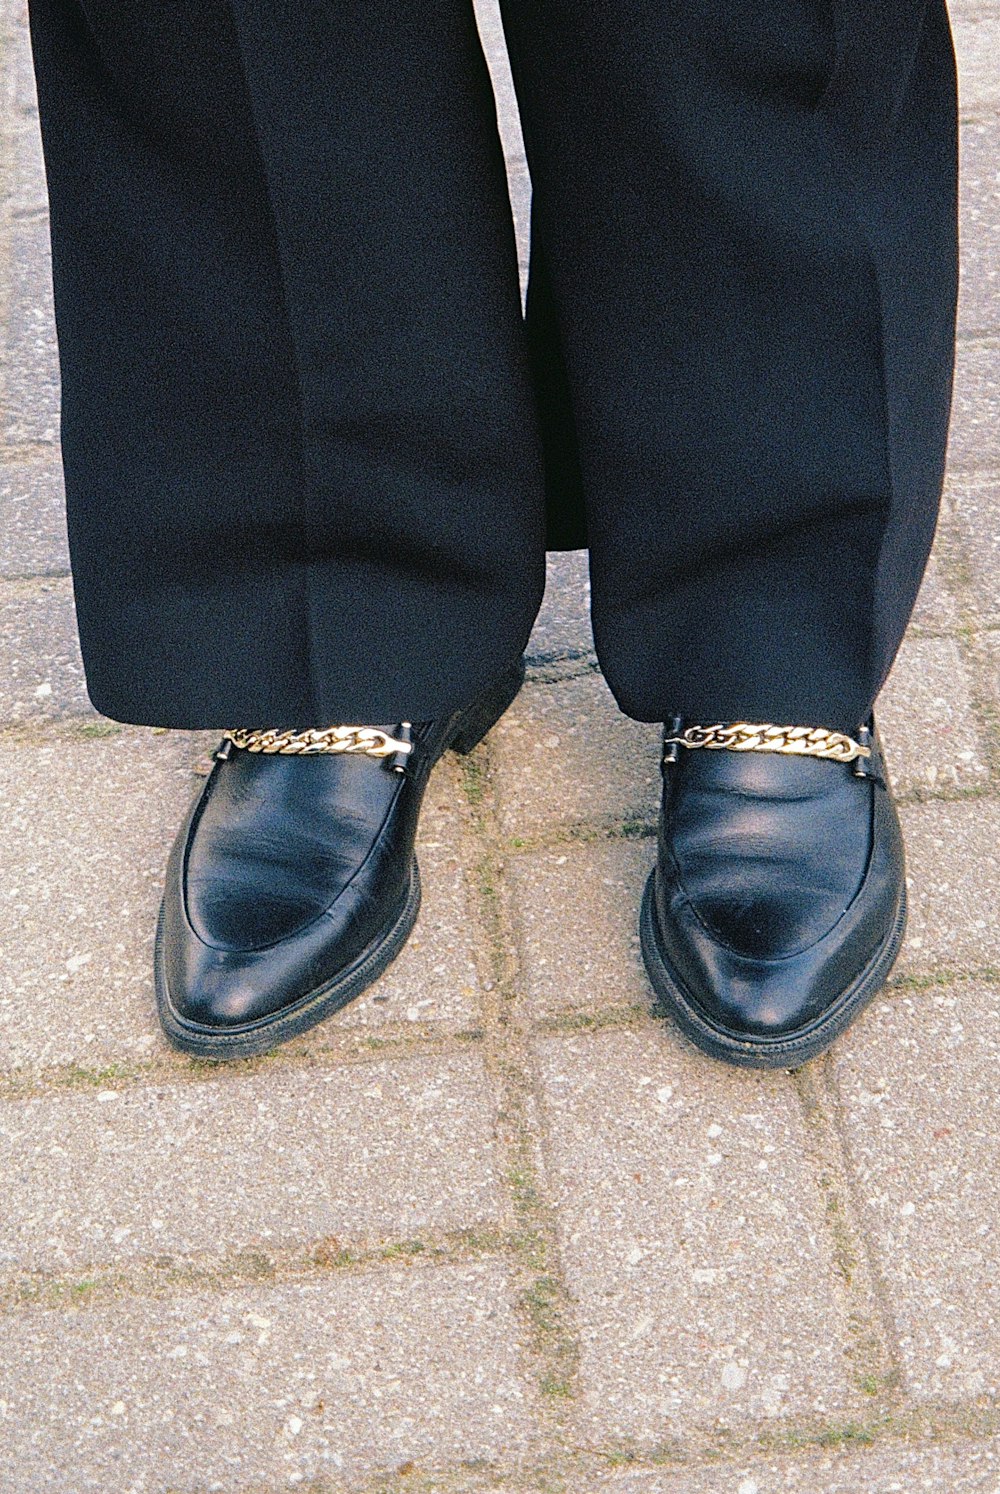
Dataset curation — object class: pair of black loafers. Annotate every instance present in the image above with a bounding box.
[156,660,906,1068]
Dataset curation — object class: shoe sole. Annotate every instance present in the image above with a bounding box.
[638,869,908,1070]
[154,659,525,1061]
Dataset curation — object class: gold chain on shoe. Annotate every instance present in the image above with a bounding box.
[221,725,414,758]
[662,722,872,764]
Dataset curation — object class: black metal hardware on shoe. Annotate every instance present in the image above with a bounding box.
[851,722,886,788]
[386,721,417,776]
[661,716,685,772]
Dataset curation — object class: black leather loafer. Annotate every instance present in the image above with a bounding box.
[639,719,906,1068]
[155,660,524,1059]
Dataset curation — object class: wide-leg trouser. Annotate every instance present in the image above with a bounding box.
[27,0,958,733]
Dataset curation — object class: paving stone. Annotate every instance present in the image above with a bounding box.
[476,0,522,169]
[11,14,38,115]
[6,118,47,216]
[9,126,47,218]
[876,636,988,793]
[948,474,1000,624]
[1,211,60,446]
[953,9,1000,115]
[510,840,652,1021]
[536,1030,860,1443]
[0,458,69,577]
[475,0,530,271]
[0,576,96,723]
[960,119,1000,337]
[0,737,482,1070]
[510,150,531,277]
[896,799,1000,977]
[525,549,594,670]
[0,732,211,1070]
[907,545,963,634]
[490,673,661,841]
[0,1261,534,1491]
[835,982,1000,1401]
[947,343,1000,474]
[0,1052,503,1271]
[980,628,1000,713]
[586,1438,1000,1492]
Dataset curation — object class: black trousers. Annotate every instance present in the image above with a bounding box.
[27,0,958,733]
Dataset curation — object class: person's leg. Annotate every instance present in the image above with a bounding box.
[502,0,957,732]
[28,0,545,1055]
[502,0,958,1065]
[28,0,545,729]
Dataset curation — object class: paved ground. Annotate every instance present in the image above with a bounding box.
[1,2,999,1491]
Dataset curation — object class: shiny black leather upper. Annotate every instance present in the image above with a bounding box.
[650,726,905,1039]
[160,718,452,1029]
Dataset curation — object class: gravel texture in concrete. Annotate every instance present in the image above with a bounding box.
[948,344,1000,473]
[583,1439,1000,1493]
[510,840,653,1020]
[949,475,1000,625]
[0,1262,534,1492]
[876,635,988,793]
[535,1030,862,1443]
[1,213,60,447]
[896,800,1000,977]
[0,1052,504,1271]
[959,118,1000,337]
[490,672,661,841]
[835,982,1000,1401]
[0,577,93,722]
[954,8,1000,114]
[0,459,70,578]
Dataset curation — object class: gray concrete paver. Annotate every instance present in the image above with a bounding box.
[876,635,988,793]
[835,982,1000,1402]
[510,840,652,1021]
[583,1439,1000,1493]
[535,1030,863,1444]
[980,628,1000,711]
[490,673,661,841]
[896,800,1000,977]
[907,545,964,633]
[1,212,60,447]
[948,343,1000,474]
[0,1052,504,1271]
[0,1262,535,1493]
[0,458,69,577]
[0,732,215,1070]
[960,119,1000,337]
[526,549,595,670]
[0,576,93,721]
[11,18,37,115]
[7,119,47,216]
[948,475,1000,624]
[475,0,530,269]
[0,739,484,1071]
[954,9,1000,115]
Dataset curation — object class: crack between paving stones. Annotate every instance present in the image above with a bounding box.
[455,731,587,1441]
[790,1062,905,1409]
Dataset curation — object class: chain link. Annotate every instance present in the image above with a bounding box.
[662,722,871,764]
[222,725,414,758]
